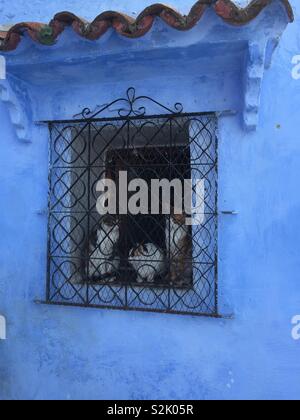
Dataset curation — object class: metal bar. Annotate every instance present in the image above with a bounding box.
[35,300,232,319]
[46,122,53,302]
[38,111,218,125]
[214,118,219,316]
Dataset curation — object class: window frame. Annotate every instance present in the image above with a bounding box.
[44,88,219,317]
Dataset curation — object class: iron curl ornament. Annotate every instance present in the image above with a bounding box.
[74,87,184,120]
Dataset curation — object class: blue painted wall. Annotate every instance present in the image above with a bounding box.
[0,0,300,400]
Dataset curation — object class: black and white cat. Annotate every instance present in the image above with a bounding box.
[128,243,164,284]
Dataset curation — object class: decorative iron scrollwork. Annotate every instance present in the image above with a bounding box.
[74,87,184,120]
[46,89,218,317]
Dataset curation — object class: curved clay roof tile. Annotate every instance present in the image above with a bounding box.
[0,1,294,51]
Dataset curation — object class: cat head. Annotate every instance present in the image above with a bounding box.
[129,244,146,258]
[129,243,161,259]
[101,214,118,227]
[170,211,187,225]
[97,215,119,242]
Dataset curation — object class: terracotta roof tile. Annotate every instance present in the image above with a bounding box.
[0,0,294,52]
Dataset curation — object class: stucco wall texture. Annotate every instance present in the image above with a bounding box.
[0,1,300,400]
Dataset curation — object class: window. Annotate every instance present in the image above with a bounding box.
[46,89,218,316]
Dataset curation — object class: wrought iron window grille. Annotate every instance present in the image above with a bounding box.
[45,88,218,317]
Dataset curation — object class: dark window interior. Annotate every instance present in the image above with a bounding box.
[87,145,192,288]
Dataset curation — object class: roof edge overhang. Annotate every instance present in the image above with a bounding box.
[0,0,294,52]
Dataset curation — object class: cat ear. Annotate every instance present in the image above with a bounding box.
[131,247,137,257]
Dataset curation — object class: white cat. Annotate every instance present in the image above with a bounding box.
[128,243,164,284]
[89,216,120,281]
